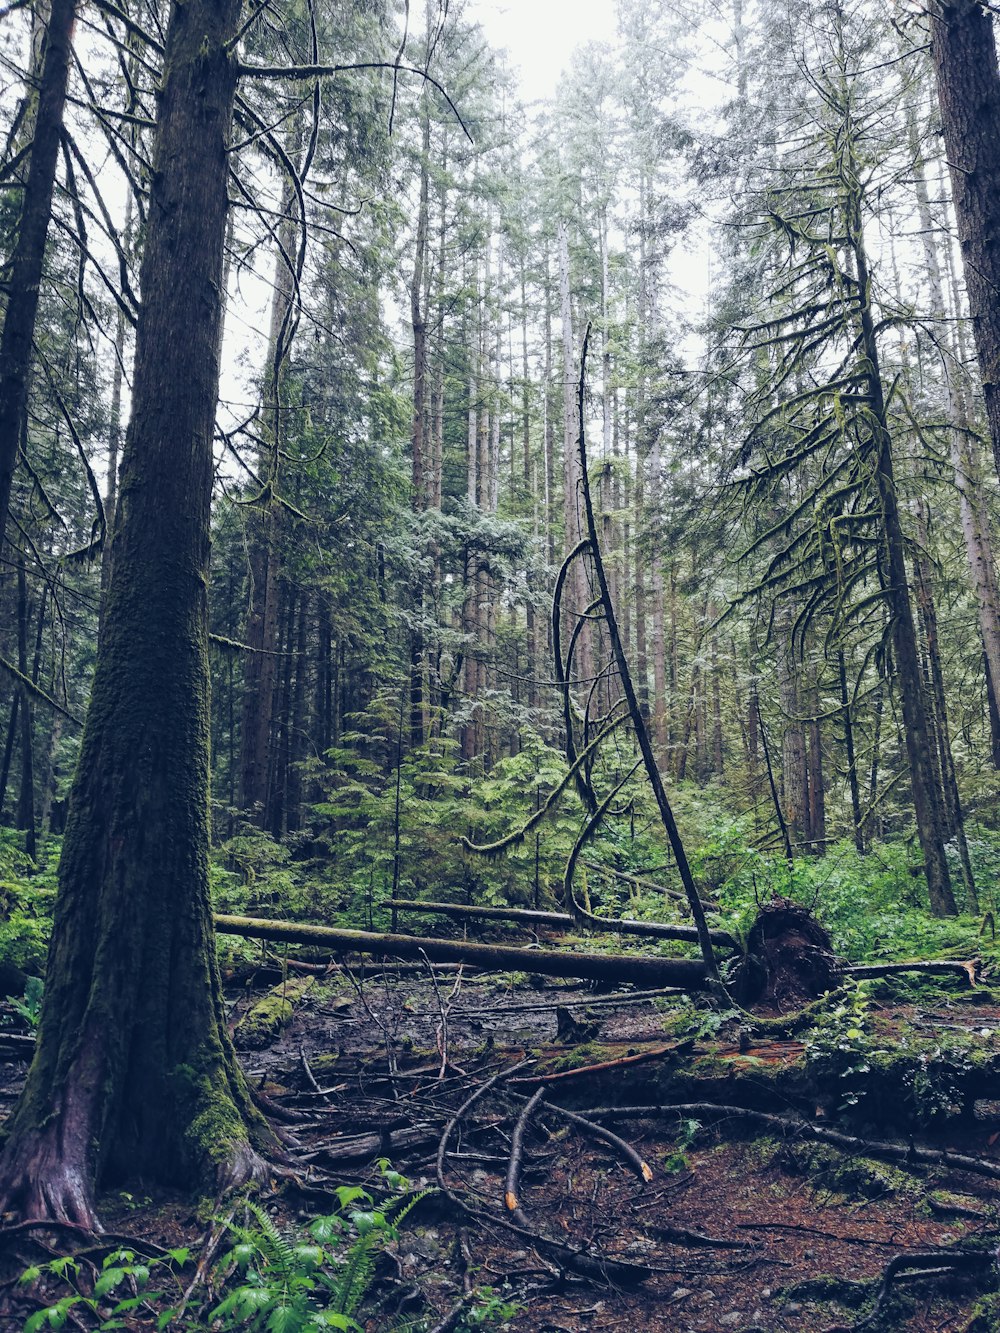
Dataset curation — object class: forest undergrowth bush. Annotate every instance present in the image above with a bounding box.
[17,1167,445,1332]
[4,780,1000,983]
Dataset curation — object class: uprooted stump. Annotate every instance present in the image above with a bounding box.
[734,897,842,1009]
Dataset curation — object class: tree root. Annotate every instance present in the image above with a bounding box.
[0,1118,100,1233]
[823,1250,994,1332]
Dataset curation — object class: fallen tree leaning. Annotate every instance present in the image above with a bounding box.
[212,914,709,989]
[388,898,738,949]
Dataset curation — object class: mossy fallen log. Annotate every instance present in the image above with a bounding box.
[388,898,738,949]
[233,975,314,1049]
[212,914,709,989]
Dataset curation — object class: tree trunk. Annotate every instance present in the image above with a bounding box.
[0,0,275,1227]
[929,0,1000,482]
[0,0,77,545]
[15,558,35,859]
[909,91,1000,771]
[851,210,957,913]
[838,650,865,854]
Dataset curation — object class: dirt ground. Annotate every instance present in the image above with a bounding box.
[2,957,1000,1332]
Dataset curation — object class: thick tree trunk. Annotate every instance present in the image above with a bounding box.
[0,0,275,1228]
[0,0,77,545]
[909,94,1000,771]
[929,0,1000,481]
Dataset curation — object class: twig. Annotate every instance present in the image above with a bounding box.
[436,1060,534,1192]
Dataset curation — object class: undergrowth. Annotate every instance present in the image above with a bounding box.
[17,1166,439,1333]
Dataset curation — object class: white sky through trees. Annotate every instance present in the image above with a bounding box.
[475,0,619,102]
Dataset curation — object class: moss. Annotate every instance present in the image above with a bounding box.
[309,1052,340,1077]
[963,1292,1000,1332]
[780,1274,871,1308]
[234,976,314,1049]
[172,1062,249,1167]
[784,1142,922,1200]
[187,1084,249,1164]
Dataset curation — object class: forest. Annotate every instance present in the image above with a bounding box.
[3,0,1000,1328]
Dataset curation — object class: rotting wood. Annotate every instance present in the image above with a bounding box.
[510,1041,694,1086]
[388,898,738,949]
[213,915,710,989]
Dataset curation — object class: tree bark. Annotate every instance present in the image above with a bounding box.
[0,0,276,1228]
[929,0,1000,481]
[851,211,957,913]
[908,90,1000,771]
[15,557,36,859]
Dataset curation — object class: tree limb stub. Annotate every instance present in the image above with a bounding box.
[387,899,738,949]
[212,915,709,989]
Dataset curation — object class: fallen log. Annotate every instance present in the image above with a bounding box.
[388,898,738,950]
[213,914,709,989]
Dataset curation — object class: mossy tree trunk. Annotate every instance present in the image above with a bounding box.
[0,0,76,545]
[0,0,277,1229]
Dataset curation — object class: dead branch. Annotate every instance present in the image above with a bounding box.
[388,898,737,949]
[844,959,979,984]
[584,1102,1000,1183]
[581,860,688,905]
[510,1042,694,1087]
[505,1088,544,1213]
[540,1100,653,1184]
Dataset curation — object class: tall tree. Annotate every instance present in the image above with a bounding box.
[928,0,1000,481]
[0,0,276,1227]
[0,0,77,546]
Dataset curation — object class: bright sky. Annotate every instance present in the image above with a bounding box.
[474,0,619,103]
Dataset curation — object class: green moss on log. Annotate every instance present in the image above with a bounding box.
[234,977,314,1049]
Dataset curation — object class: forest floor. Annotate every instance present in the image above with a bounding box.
[3,940,1000,1331]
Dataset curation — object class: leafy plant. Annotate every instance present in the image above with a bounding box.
[9,976,43,1029]
[20,1244,191,1332]
[456,1285,522,1329]
[803,982,873,1108]
[209,1169,429,1332]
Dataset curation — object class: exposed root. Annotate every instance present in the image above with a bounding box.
[211,1138,300,1205]
[823,1250,994,1332]
[0,1121,100,1233]
[735,896,841,1008]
